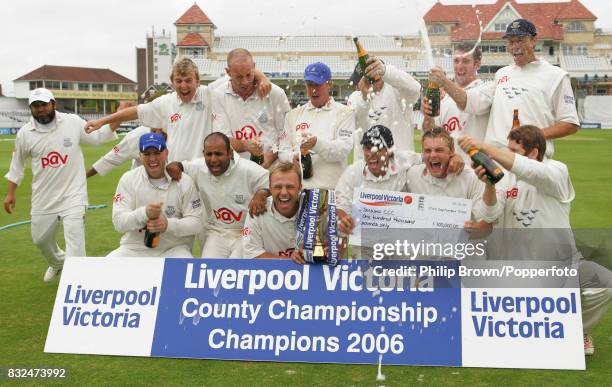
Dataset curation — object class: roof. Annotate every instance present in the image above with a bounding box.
[177,33,210,47]
[14,65,135,84]
[175,3,215,25]
[424,0,596,42]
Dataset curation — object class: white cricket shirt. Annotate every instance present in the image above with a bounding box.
[242,197,297,258]
[465,60,579,157]
[182,154,269,232]
[211,82,290,158]
[347,65,422,154]
[92,126,151,176]
[5,112,118,215]
[278,98,355,189]
[435,79,489,162]
[112,166,202,251]
[335,151,422,214]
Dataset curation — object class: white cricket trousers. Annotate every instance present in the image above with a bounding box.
[579,260,612,333]
[201,228,244,258]
[30,205,86,269]
[106,244,194,258]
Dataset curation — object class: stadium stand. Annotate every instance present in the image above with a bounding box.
[215,36,281,52]
[561,55,612,72]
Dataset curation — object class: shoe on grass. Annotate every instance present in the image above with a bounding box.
[44,266,62,283]
[584,334,594,356]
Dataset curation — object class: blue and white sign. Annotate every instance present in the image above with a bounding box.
[45,258,585,370]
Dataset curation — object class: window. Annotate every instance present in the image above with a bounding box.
[46,80,60,89]
[91,83,103,91]
[107,84,119,92]
[563,45,573,55]
[566,22,586,32]
[596,88,608,95]
[29,80,43,90]
[122,85,135,92]
[494,23,507,32]
[78,83,90,91]
[154,42,158,47]
[481,44,506,53]
[61,82,73,90]
[576,45,588,55]
[154,58,158,63]
[430,24,446,35]
[187,26,192,31]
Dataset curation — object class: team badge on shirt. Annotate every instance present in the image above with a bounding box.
[63,138,73,147]
[234,194,246,204]
[165,206,176,217]
[513,209,539,228]
[195,101,204,111]
[367,106,388,122]
[257,111,269,123]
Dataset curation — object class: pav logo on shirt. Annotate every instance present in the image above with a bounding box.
[41,151,68,169]
[443,117,462,132]
[295,122,310,131]
[214,207,243,224]
[113,193,124,203]
[234,125,260,140]
[170,113,182,123]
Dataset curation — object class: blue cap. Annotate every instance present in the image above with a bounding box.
[304,62,332,85]
[139,132,166,152]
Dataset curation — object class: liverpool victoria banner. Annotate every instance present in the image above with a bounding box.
[45,258,585,370]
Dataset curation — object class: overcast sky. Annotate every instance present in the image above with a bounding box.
[2,0,611,96]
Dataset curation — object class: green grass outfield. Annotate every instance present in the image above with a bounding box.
[0,130,610,385]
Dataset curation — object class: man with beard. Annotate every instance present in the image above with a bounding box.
[108,133,202,257]
[422,43,488,163]
[347,57,422,155]
[166,132,269,258]
[4,88,118,282]
[212,48,290,168]
[428,19,579,158]
[242,162,304,263]
[84,58,272,162]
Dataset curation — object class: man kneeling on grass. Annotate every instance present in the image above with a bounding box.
[242,162,304,264]
[108,133,202,258]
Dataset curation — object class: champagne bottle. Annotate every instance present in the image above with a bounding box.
[301,151,313,179]
[250,154,264,165]
[512,109,520,129]
[467,148,504,184]
[144,228,160,248]
[353,37,379,83]
[426,81,440,117]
